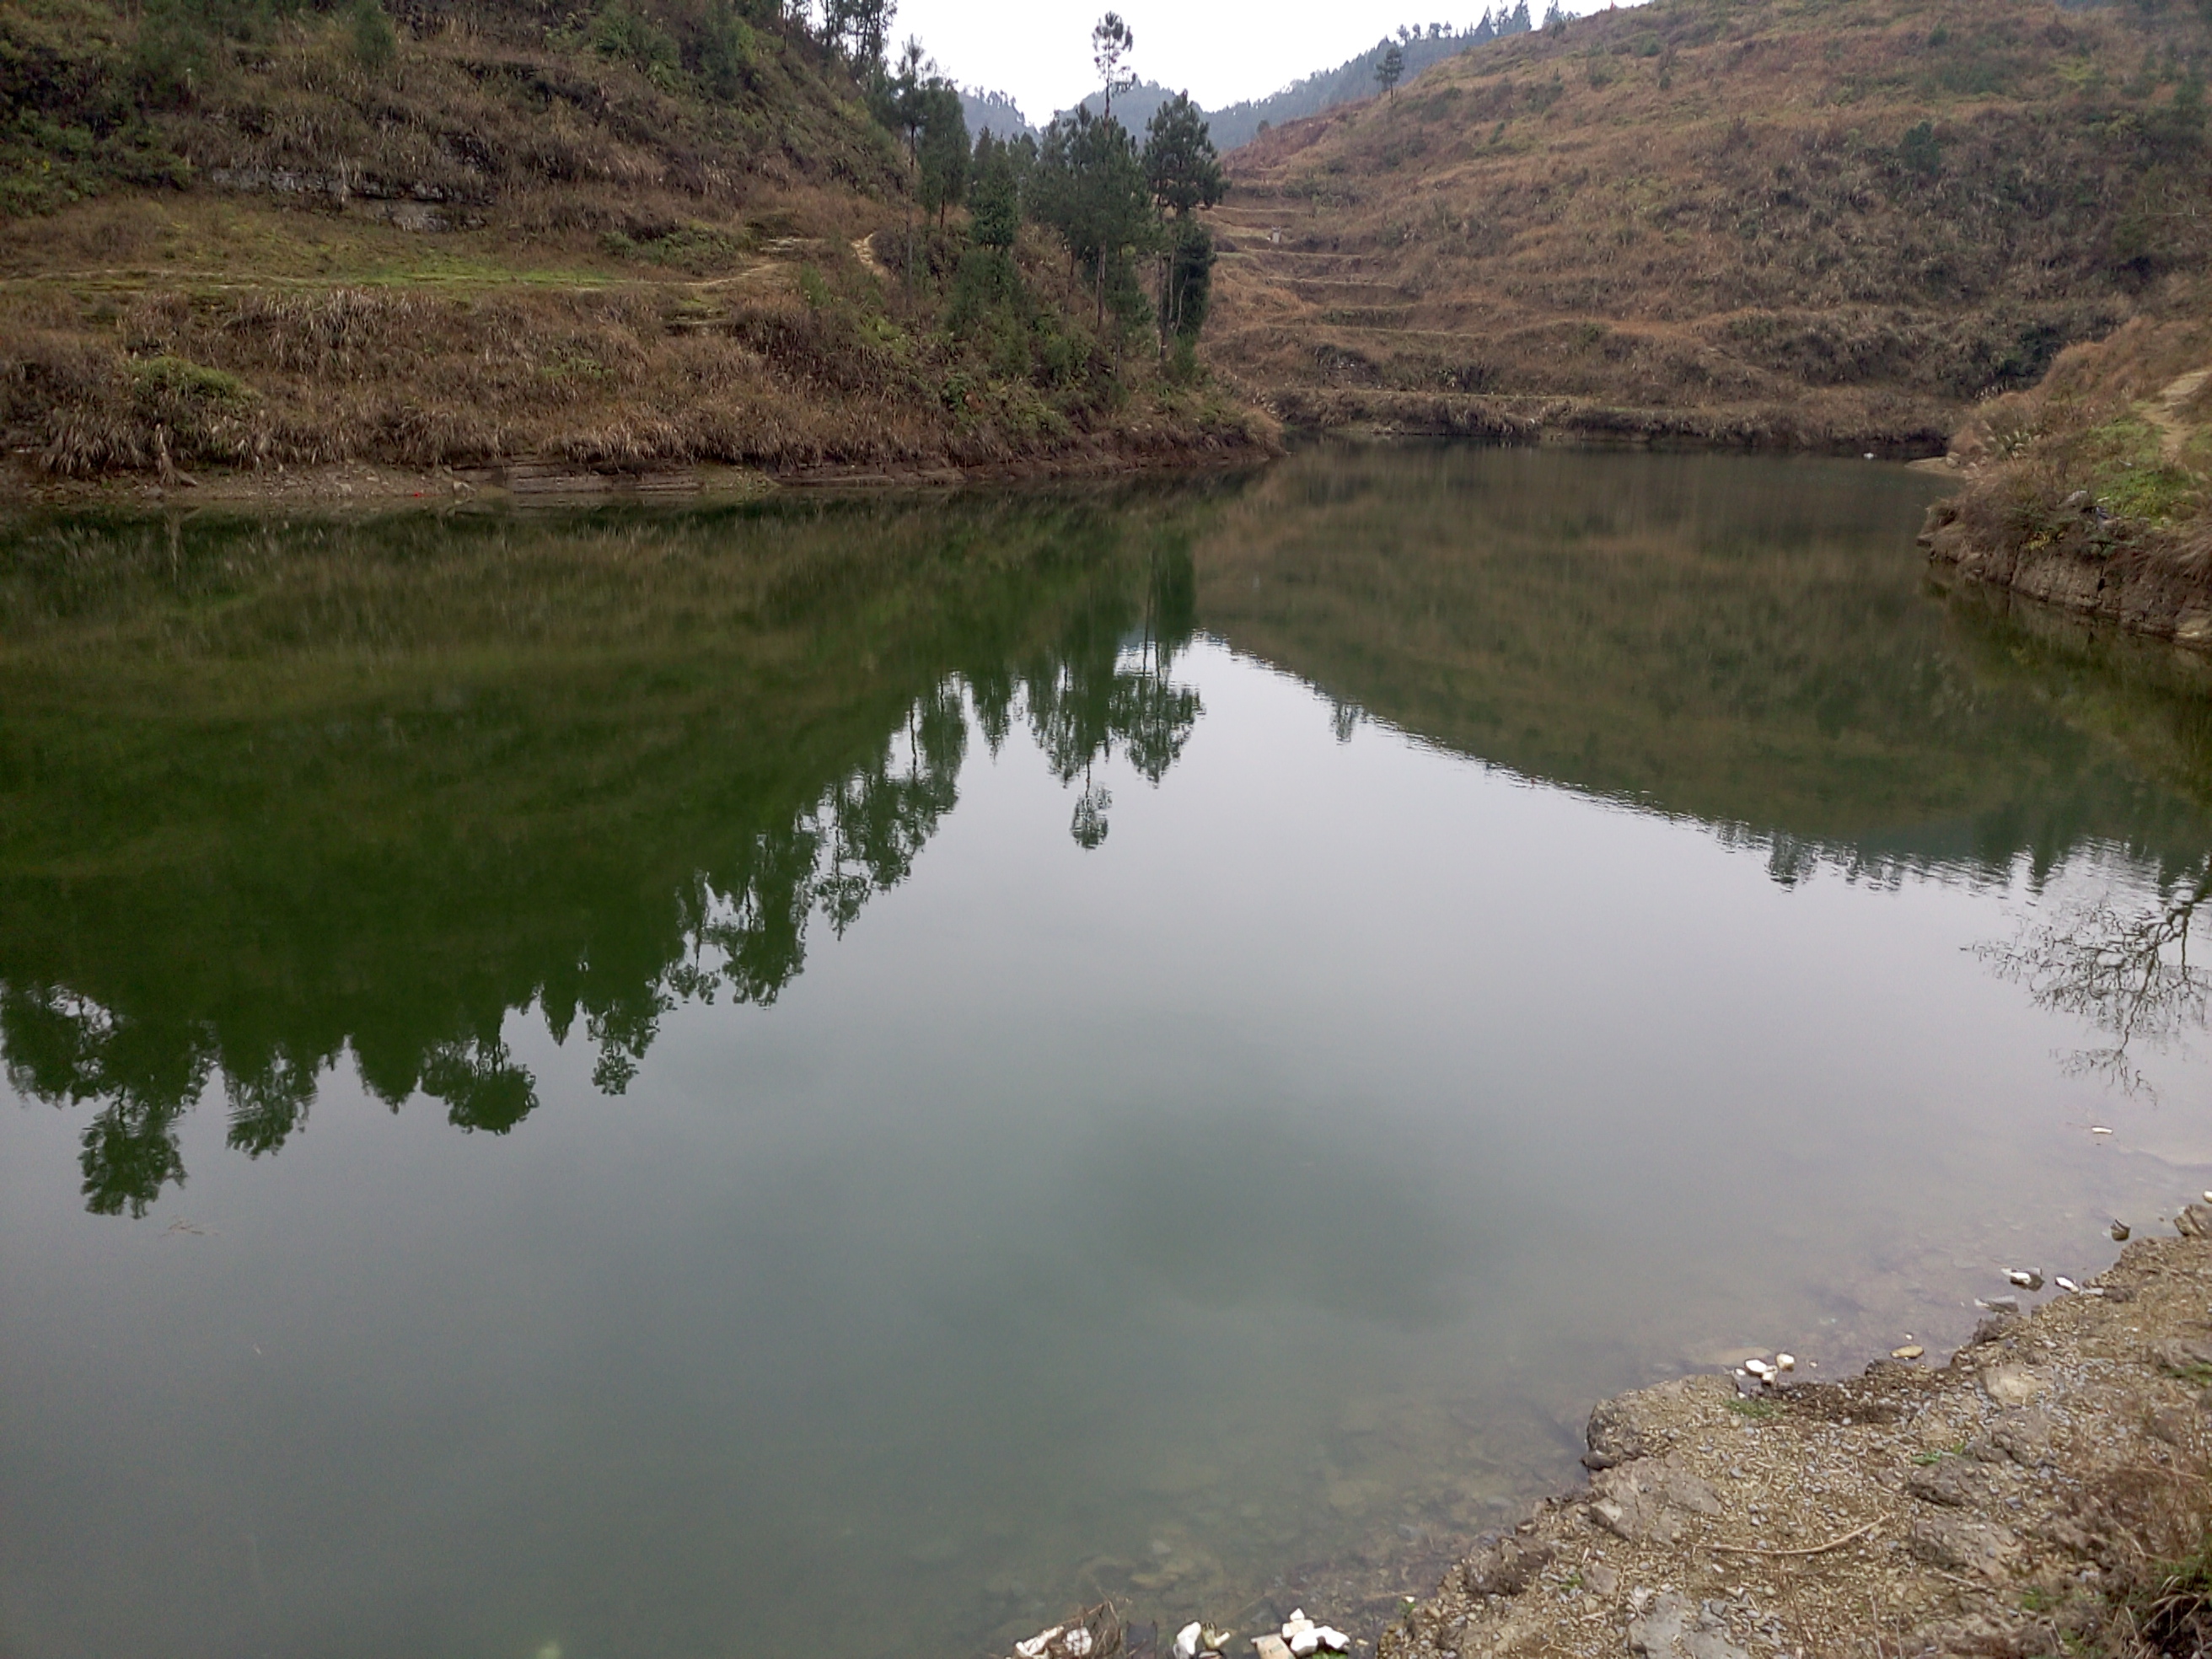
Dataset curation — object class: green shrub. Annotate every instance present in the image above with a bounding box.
[346,0,395,72]
[697,0,753,99]
[1898,119,1943,177]
[590,1,678,81]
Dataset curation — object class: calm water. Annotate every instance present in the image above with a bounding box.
[8,446,2212,1659]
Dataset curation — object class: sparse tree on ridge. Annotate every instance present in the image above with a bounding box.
[1377,41,1404,99]
[1092,11,1135,117]
[887,36,928,162]
[818,0,894,69]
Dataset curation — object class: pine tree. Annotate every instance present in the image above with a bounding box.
[968,131,1020,250]
[1092,12,1135,117]
[918,80,969,227]
[1034,107,1150,328]
[1377,42,1404,100]
[1141,92,1224,351]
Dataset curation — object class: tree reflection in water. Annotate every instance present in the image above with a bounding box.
[0,503,1205,1217]
[1979,867,2212,1096]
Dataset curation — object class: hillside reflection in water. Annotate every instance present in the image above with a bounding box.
[7,447,2212,1659]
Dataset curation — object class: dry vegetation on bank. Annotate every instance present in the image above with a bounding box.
[1923,287,2212,644]
[0,0,1270,493]
[1201,0,2210,446]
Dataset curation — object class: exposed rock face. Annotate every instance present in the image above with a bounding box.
[1921,493,2212,648]
[1380,1235,2212,1659]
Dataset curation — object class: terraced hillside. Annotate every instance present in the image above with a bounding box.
[0,0,1266,496]
[1201,0,2212,450]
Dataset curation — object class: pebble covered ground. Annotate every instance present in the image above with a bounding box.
[1377,1223,2212,1659]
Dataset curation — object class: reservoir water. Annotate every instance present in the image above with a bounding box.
[8,445,2212,1659]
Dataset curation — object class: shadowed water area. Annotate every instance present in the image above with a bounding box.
[9,446,2212,1659]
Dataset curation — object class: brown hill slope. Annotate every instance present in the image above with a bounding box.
[0,0,1267,495]
[1202,0,2211,449]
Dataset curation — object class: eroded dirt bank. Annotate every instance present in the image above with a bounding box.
[1919,302,2211,650]
[1381,1224,2212,1659]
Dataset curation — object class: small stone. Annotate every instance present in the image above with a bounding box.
[1906,1459,1980,1507]
[1628,1592,1754,1659]
[1908,1515,2021,1577]
[1585,1563,1621,1597]
[1892,1345,1925,1361]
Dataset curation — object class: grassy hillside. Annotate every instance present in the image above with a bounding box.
[1201,0,2212,448]
[0,0,1266,492]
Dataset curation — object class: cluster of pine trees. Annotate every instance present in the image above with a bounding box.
[862,14,1228,377]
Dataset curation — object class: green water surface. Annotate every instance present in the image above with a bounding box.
[5,445,2212,1659]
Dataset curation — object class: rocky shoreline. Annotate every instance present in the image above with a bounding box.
[1255,389,1953,458]
[1374,1218,2212,1659]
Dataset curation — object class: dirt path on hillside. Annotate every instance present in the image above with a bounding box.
[2150,369,2210,463]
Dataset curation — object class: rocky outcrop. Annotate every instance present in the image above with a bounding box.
[1921,488,2212,647]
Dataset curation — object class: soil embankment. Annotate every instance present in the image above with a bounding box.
[1382,1221,2212,1659]
[1921,299,2212,647]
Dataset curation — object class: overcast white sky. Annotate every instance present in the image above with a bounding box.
[891,0,1606,124]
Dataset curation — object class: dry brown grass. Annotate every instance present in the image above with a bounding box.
[1203,0,2211,432]
[1,0,902,224]
[0,251,1271,482]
